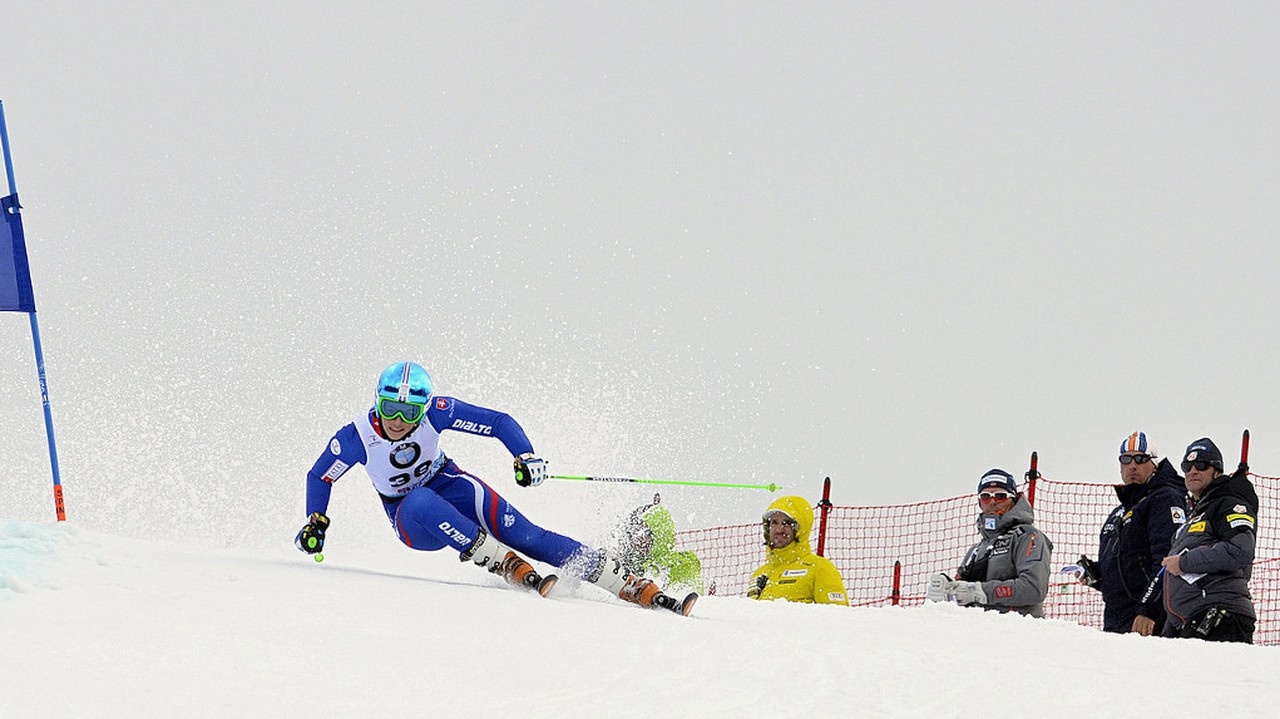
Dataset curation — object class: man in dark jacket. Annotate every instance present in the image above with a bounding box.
[1160,437,1258,643]
[1077,432,1186,635]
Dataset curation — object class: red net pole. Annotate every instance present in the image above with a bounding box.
[816,476,833,557]
[1026,451,1039,507]
[892,561,902,605]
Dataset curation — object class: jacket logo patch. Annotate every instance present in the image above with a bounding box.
[990,534,1014,557]
[828,592,846,602]
[1226,513,1256,530]
[321,459,349,482]
[1188,520,1207,534]
[984,518,997,530]
[330,438,342,454]
[994,585,1013,599]
[782,569,808,578]
[451,419,493,435]
[1171,507,1186,524]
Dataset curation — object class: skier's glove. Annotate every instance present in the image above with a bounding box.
[925,573,956,603]
[295,512,330,554]
[747,574,768,599]
[952,581,987,606]
[514,453,547,487]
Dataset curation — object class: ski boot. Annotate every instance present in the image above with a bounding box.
[587,551,696,616]
[460,530,557,597]
[493,551,558,597]
[618,573,662,608]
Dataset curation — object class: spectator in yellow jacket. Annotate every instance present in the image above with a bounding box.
[747,495,849,605]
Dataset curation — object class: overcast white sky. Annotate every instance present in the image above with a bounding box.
[3,4,1278,546]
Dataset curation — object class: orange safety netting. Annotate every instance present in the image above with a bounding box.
[677,473,1279,645]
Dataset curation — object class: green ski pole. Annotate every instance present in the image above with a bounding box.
[550,474,780,491]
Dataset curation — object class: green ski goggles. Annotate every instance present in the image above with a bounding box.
[376,397,426,423]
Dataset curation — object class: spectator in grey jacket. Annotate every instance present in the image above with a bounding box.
[1161,437,1258,643]
[926,468,1054,617]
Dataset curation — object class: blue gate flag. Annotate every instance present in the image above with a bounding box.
[2,191,37,312]
[2,98,64,521]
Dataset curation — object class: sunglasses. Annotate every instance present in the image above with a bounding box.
[1118,454,1153,465]
[1181,460,1215,473]
[376,397,426,423]
[978,491,1013,501]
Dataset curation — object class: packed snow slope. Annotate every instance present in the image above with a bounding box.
[2,521,1278,718]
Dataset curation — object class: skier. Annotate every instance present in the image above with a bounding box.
[612,494,706,594]
[295,361,694,615]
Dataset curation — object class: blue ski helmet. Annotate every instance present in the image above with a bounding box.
[376,361,434,407]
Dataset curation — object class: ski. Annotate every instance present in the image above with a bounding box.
[653,591,698,617]
[521,571,558,598]
[534,573,558,597]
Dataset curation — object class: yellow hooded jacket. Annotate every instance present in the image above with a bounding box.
[748,496,849,605]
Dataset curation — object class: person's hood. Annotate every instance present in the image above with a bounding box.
[1199,466,1259,509]
[763,495,816,556]
[975,491,1035,535]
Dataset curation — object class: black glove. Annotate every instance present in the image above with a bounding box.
[295,512,330,554]
[513,453,547,487]
[1078,555,1100,586]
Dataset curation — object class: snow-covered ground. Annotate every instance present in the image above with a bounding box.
[3,519,1278,718]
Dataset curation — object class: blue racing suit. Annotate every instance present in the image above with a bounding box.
[305,396,587,570]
